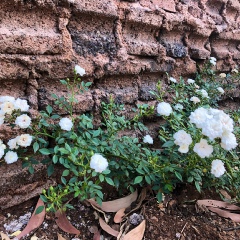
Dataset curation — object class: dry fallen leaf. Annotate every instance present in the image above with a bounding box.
[196,199,240,222]
[197,199,240,211]
[57,233,67,240]
[14,198,45,240]
[0,232,10,240]
[208,207,240,222]
[114,208,126,223]
[99,217,119,237]
[88,190,138,212]
[123,220,146,240]
[55,210,80,235]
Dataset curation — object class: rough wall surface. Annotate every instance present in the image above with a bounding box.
[0,0,240,209]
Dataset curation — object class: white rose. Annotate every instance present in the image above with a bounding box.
[75,65,86,76]
[0,116,4,126]
[14,98,30,112]
[157,102,172,116]
[190,96,200,104]
[90,153,108,173]
[189,107,211,128]
[59,117,73,131]
[202,118,223,140]
[219,73,226,78]
[178,144,189,153]
[197,89,209,98]
[221,131,238,151]
[8,138,19,150]
[193,139,213,158]
[0,148,4,159]
[0,96,15,103]
[15,114,31,128]
[211,159,226,178]
[209,57,216,65]
[217,87,224,94]
[173,130,192,146]
[4,151,18,164]
[187,79,195,84]
[169,77,177,83]
[143,135,153,144]
[1,101,15,114]
[16,134,33,147]
[174,104,183,111]
[231,69,238,74]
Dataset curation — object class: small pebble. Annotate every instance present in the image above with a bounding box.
[176,232,181,238]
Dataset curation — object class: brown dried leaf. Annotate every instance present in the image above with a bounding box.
[14,198,45,240]
[208,207,240,222]
[219,189,231,200]
[57,233,67,240]
[88,190,138,212]
[123,220,146,240]
[0,232,10,240]
[114,208,126,223]
[197,200,240,211]
[55,210,80,235]
[99,217,119,237]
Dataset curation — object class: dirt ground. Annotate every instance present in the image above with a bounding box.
[1,184,240,240]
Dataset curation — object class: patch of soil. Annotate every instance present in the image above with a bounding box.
[1,185,240,240]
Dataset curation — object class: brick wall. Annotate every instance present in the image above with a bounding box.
[0,0,240,209]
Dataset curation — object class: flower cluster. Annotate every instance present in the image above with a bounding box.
[190,107,237,150]
[0,96,30,128]
[173,130,192,153]
[0,96,33,164]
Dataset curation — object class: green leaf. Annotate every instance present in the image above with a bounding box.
[28,166,34,174]
[65,143,72,152]
[195,181,201,193]
[156,191,163,202]
[53,155,58,164]
[187,176,194,183]
[58,148,69,154]
[136,168,145,175]
[60,79,68,85]
[38,138,48,144]
[134,176,143,184]
[105,177,114,186]
[85,82,92,87]
[39,148,51,155]
[93,129,101,137]
[46,105,53,114]
[47,165,54,177]
[61,176,67,185]
[145,175,151,185]
[40,195,48,202]
[162,141,175,148]
[99,174,104,182]
[35,205,44,215]
[33,142,39,153]
[174,171,183,181]
[62,170,70,177]
[96,196,102,206]
[22,162,30,168]
[58,138,65,144]
[51,114,60,119]
[69,177,77,184]
[96,190,103,199]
